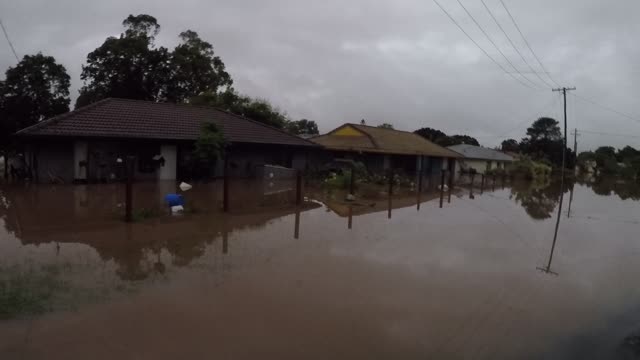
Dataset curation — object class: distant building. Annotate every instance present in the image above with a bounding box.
[14,98,316,183]
[309,123,461,176]
[447,144,514,175]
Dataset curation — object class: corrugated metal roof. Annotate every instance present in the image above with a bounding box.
[310,124,461,158]
[447,144,514,161]
[15,98,317,147]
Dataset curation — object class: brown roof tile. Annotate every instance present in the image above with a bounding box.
[310,123,461,158]
[15,98,316,147]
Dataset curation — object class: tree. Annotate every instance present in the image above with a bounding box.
[165,30,232,103]
[286,119,319,136]
[77,14,170,107]
[617,146,639,162]
[501,139,519,152]
[190,90,288,129]
[377,123,394,129]
[77,14,233,108]
[1,53,70,175]
[449,135,479,146]
[519,117,564,167]
[193,122,226,177]
[414,127,447,143]
[526,117,562,141]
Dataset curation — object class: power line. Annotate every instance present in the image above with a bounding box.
[480,0,553,88]
[571,93,640,125]
[499,0,560,87]
[454,0,544,89]
[432,0,538,90]
[0,18,19,62]
[473,93,559,139]
[579,129,640,139]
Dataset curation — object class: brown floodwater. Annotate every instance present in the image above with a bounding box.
[1,177,640,359]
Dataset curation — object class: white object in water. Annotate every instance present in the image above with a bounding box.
[438,184,449,191]
[346,194,356,201]
[269,172,274,178]
[179,182,193,191]
[170,205,184,214]
[116,158,123,163]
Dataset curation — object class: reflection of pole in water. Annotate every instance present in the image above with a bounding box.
[348,206,353,229]
[538,182,564,276]
[222,228,229,254]
[387,195,392,219]
[294,207,300,239]
[567,184,574,218]
[469,173,475,199]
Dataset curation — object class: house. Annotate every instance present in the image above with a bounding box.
[309,123,461,177]
[14,98,317,183]
[447,144,514,176]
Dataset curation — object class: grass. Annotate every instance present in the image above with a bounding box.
[0,264,67,320]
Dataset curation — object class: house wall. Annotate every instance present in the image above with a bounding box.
[74,141,88,180]
[159,145,177,180]
[34,142,74,182]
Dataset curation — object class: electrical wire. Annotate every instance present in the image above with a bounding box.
[432,0,538,90]
[480,0,553,88]
[499,0,560,87]
[0,18,19,62]
[571,93,640,126]
[579,129,640,139]
[454,0,544,90]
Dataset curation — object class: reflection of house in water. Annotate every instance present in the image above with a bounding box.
[5,202,320,281]
[0,182,320,280]
[320,190,441,218]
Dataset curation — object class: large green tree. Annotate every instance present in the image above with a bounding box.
[165,30,232,103]
[77,14,171,107]
[413,127,479,147]
[77,14,232,108]
[501,139,519,152]
[1,53,70,176]
[286,119,319,136]
[519,117,571,168]
[190,90,288,129]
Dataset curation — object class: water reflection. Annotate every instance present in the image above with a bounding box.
[0,182,321,281]
[510,178,572,220]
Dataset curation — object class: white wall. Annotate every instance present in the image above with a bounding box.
[159,145,177,180]
[73,141,88,180]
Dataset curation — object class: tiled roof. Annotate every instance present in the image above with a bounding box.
[310,123,461,158]
[447,144,514,161]
[15,98,316,147]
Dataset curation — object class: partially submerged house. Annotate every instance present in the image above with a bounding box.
[447,144,514,175]
[309,123,461,176]
[14,98,317,183]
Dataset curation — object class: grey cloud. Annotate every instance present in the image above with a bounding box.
[2,0,640,150]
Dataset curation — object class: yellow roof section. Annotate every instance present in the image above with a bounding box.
[310,124,461,158]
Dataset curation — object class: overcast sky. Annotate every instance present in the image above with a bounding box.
[2,0,640,150]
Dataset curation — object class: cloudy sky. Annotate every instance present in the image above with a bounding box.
[1,0,639,150]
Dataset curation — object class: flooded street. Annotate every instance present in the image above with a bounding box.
[2,178,640,359]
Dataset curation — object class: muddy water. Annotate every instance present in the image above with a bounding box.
[1,178,640,359]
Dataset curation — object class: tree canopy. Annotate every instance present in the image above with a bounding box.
[0,53,70,150]
[413,127,479,147]
[518,117,572,168]
[501,139,519,152]
[77,14,232,107]
[286,119,319,136]
[377,123,394,129]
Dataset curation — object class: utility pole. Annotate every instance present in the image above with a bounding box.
[572,128,579,156]
[552,87,576,171]
[539,87,575,276]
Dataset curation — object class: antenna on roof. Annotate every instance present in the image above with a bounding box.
[360,119,366,125]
